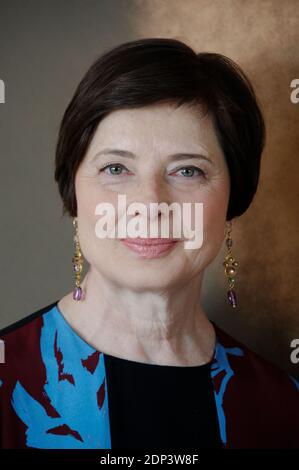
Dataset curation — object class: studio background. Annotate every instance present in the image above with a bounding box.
[0,0,298,378]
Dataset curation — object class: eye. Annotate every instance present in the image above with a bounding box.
[173,166,206,178]
[99,163,129,176]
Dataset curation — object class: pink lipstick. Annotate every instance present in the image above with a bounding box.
[121,237,179,259]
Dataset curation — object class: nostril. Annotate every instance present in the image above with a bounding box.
[134,209,162,215]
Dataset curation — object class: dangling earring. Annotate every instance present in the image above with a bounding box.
[223,220,238,308]
[72,217,84,301]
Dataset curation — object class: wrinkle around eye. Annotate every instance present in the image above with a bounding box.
[98,163,132,176]
[169,166,207,180]
[95,163,212,186]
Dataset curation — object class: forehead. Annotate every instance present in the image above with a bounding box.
[96,102,207,136]
[87,102,223,160]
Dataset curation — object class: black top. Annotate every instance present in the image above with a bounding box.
[104,353,222,449]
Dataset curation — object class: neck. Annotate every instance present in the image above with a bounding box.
[59,267,216,366]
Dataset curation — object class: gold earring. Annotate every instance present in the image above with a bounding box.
[223,220,238,308]
[72,217,84,301]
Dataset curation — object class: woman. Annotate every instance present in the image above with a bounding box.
[0,38,298,450]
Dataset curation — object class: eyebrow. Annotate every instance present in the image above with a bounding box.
[91,148,213,164]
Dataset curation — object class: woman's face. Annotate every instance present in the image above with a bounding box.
[75,102,230,291]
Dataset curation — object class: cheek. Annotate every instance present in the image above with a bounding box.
[202,185,230,254]
[76,176,99,216]
[173,181,229,277]
[76,177,116,225]
[75,178,118,256]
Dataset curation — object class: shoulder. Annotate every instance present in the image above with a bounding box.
[213,321,299,436]
[0,300,59,337]
[212,321,299,393]
[0,300,59,368]
[0,300,59,388]
[212,322,299,448]
[0,300,58,338]
[0,301,60,448]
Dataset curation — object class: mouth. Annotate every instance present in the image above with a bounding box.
[120,237,179,259]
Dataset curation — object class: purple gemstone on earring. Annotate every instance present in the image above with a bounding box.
[73,286,82,301]
[228,289,237,308]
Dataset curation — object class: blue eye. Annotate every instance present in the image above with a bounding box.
[98,164,206,179]
[176,166,205,178]
[100,163,127,175]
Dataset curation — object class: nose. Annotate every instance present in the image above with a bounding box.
[124,175,180,239]
[132,175,170,217]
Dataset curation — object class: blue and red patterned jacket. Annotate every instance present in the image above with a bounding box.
[0,300,298,449]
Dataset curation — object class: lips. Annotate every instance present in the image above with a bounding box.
[121,238,179,259]
[121,237,178,246]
